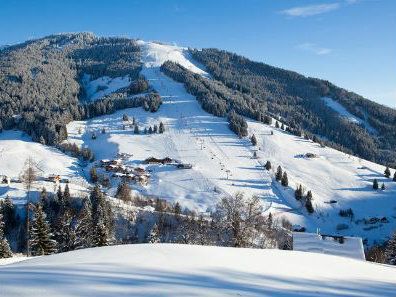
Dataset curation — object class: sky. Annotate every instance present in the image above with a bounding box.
[0,0,394,107]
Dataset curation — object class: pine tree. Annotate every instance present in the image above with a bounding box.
[281,123,285,130]
[153,124,158,133]
[148,223,160,243]
[373,179,379,190]
[55,209,76,252]
[132,117,136,125]
[134,124,140,134]
[57,186,64,206]
[281,172,288,187]
[29,204,57,256]
[159,122,165,133]
[144,127,148,134]
[0,213,12,258]
[174,202,181,219]
[295,185,303,201]
[385,232,396,265]
[148,126,153,134]
[116,181,132,202]
[394,172,396,182]
[381,183,386,190]
[276,166,283,181]
[63,183,71,206]
[250,134,257,146]
[1,196,16,236]
[265,161,271,171]
[275,121,280,129]
[90,167,98,183]
[385,167,391,178]
[90,186,113,247]
[75,199,94,249]
[305,191,314,214]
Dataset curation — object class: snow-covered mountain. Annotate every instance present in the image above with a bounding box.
[0,39,395,246]
[1,244,395,297]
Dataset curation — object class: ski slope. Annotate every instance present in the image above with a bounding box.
[67,41,279,212]
[65,41,396,244]
[1,244,395,297]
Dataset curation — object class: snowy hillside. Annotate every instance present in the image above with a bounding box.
[0,130,87,203]
[1,244,395,297]
[64,41,396,245]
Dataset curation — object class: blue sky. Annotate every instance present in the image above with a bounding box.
[0,0,394,107]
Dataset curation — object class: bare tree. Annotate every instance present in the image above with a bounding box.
[19,157,37,256]
[20,157,37,198]
[214,192,263,247]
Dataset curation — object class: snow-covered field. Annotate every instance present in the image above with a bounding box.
[1,244,395,297]
[0,130,88,204]
[82,74,131,101]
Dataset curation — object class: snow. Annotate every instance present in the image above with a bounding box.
[82,74,131,102]
[0,244,395,296]
[0,130,87,204]
[65,41,396,244]
[322,97,377,133]
[293,232,365,260]
[248,120,396,245]
[137,40,209,76]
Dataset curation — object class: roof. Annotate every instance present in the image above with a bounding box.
[292,232,365,260]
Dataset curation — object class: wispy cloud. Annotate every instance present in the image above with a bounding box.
[296,43,333,55]
[280,3,340,17]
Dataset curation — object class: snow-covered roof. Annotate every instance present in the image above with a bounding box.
[293,232,365,260]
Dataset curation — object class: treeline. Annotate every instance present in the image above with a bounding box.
[190,48,396,166]
[0,184,114,256]
[0,33,146,146]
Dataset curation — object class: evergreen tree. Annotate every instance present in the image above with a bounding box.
[373,179,379,190]
[385,232,396,265]
[153,124,158,133]
[250,134,257,146]
[75,199,94,249]
[295,185,303,201]
[57,186,64,206]
[385,167,391,178]
[1,196,16,236]
[281,172,288,187]
[132,117,136,125]
[134,124,140,134]
[174,202,181,219]
[394,172,396,182]
[148,126,153,134]
[275,121,280,128]
[116,181,132,202]
[39,187,48,205]
[281,123,285,130]
[144,127,148,134]
[29,204,57,256]
[159,122,165,133]
[305,191,314,214]
[381,183,386,190]
[276,166,283,181]
[122,114,129,121]
[90,186,113,247]
[63,183,71,206]
[148,223,160,243]
[0,213,12,258]
[55,209,76,252]
[90,167,98,183]
[265,161,271,171]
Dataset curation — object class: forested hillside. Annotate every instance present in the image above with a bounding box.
[191,49,396,166]
[0,33,144,145]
